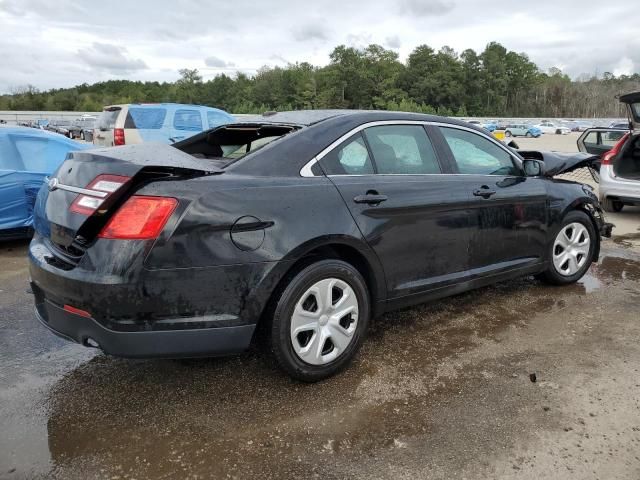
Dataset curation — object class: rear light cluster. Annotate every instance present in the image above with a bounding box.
[602,132,629,165]
[98,196,177,240]
[70,174,131,215]
[69,174,177,240]
[114,128,125,146]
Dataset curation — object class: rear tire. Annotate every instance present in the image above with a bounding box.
[270,259,370,382]
[538,210,596,285]
[602,197,624,213]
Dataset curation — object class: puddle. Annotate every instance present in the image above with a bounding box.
[613,232,640,249]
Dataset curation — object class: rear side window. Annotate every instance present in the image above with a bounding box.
[439,127,519,176]
[363,125,440,174]
[321,133,374,175]
[125,108,167,129]
[207,110,231,129]
[174,109,203,131]
[96,109,120,130]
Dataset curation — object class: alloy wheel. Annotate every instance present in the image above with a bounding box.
[552,222,591,276]
[290,278,359,365]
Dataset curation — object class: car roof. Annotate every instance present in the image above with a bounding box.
[233,109,473,128]
[102,103,230,112]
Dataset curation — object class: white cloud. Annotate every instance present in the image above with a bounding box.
[613,57,634,77]
[0,0,636,93]
[77,43,147,73]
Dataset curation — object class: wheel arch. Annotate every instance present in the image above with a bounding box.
[248,235,387,343]
[562,198,603,262]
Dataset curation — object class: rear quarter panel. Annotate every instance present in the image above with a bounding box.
[139,174,377,323]
[142,174,365,269]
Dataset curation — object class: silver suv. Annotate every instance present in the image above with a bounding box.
[578,93,639,212]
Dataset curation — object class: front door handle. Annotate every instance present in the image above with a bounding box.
[353,192,388,205]
[473,186,496,199]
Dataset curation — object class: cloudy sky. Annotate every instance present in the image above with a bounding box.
[0,0,636,93]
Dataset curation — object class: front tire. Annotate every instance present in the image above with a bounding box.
[505,130,512,137]
[270,260,370,382]
[526,132,533,138]
[539,210,596,285]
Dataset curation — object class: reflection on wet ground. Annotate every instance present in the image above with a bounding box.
[2,241,640,479]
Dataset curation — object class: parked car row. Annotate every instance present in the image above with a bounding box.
[17,115,97,141]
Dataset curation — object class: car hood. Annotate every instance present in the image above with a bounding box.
[518,151,600,176]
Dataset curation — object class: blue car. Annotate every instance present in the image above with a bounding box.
[504,124,542,138]
[0,127,90,239]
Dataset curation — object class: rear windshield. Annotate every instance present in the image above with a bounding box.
[96,109,120,130]
[125,107,167,130]
[176,124,299,164]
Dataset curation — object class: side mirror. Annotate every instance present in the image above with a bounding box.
[523,159,543,177]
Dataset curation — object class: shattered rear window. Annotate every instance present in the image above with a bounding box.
[176,124,300,164]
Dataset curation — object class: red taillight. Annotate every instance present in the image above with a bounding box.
[64,304,91,318]
[602,132,629,165]
[69,174,131,215]
[98,196,177,240]
[114,128,125,146]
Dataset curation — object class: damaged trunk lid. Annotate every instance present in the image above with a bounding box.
[36,143,221,250]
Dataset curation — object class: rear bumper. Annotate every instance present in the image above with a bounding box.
[600,169,640,203]
[34,290,255,358]
[28,232,279,358]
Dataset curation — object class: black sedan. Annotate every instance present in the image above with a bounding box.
[29,110,612,381]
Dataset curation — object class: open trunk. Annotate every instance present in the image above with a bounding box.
[613,133,640,180]
[36,143,221,256]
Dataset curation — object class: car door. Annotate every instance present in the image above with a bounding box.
[319,123,472,300]
[577,128,628,156]
[434,125,548,275]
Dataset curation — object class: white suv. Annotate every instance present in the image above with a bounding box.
[93,103,234,147]
[577,93,640,212]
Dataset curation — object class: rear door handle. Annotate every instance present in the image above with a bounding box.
[473,187,496,198]
[353,193,388,205]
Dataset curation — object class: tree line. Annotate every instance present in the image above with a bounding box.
[2,42,639,118]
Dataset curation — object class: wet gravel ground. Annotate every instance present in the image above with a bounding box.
[1,238,640,479]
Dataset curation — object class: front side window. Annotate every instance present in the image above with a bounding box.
[439,127,519,176]
[363,125,440,174]
[320,133,374,175]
